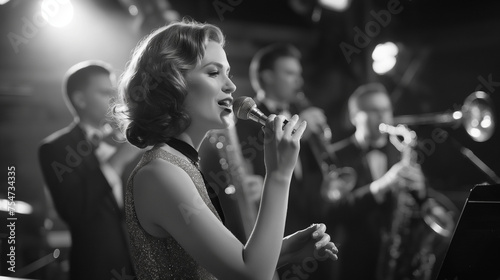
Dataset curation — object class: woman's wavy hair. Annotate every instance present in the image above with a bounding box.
[114,19,225,148]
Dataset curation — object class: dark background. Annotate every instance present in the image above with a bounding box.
[0,0,499,278]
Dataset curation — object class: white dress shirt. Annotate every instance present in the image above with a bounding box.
[81,123,124,209]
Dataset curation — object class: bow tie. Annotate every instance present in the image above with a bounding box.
[366,144,386,153]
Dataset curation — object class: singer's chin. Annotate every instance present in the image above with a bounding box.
[215,110,235,129]
[220,110,236,128]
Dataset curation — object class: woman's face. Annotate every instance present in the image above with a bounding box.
[184,41,236,131]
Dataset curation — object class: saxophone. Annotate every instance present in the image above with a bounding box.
[377,124,456,280]
[206,121,258,240]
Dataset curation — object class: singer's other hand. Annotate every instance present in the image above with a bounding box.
[299,107,327,140]
[263,114,307,178]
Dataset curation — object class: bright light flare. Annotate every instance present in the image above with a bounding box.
[225,185,236,195]
[469,128,481,139]
[481,115,492,128]
[372,42,399,75]
[0,199,33,214]
[373,56,397,75]
[372,42,399,61]
[41,0,74,28]
[452,111,463,120]
[319,0,351,11]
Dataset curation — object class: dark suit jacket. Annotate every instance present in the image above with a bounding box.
[235,102,332,280]
[327,135,401,280]
[38,122,134,280]
[235,102,324,234]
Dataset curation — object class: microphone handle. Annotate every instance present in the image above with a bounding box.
[248,107,268,126]
[249,106,289,129]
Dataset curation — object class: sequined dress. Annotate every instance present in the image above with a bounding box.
[125,146,221,280]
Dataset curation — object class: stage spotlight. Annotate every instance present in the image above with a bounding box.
[319,0,351,12]
[0,199,33,215]
[372,42,399,75]
[41,0,74,28]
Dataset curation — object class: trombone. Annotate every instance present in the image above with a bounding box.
[387,90,499,184]
[393,91,495,142]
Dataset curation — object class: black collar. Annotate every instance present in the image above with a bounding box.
[165,137,226,223]
[165,138,200,167]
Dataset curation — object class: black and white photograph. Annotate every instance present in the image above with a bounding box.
[1,0,499,279]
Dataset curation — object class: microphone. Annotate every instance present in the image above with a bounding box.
[232,96,268,126]
[233,96,295,131]
[232,96,290,129]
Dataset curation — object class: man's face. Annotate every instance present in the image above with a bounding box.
[266,56,303,103]
[352,92,393,144]
[79,73,116,127]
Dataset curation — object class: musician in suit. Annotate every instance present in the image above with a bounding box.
[38,61,140,280]
[236,43,335,279]
[325,83,426,280]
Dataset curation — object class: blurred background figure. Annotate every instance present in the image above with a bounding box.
[241,43,333,236]
[38,61,141,280]
[324,83,456,280]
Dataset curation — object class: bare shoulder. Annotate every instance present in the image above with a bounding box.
[132,158,197,237]
[135,158,191,188]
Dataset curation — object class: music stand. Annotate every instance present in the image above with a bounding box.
[435,184,500,280]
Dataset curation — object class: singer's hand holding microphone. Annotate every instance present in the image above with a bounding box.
[233,96,307,178]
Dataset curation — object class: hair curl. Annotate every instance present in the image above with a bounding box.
[114,19,225,148]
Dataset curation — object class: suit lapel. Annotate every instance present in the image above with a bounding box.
[68,123,124,217]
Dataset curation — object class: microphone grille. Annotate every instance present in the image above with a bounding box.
[233,96,256,120]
